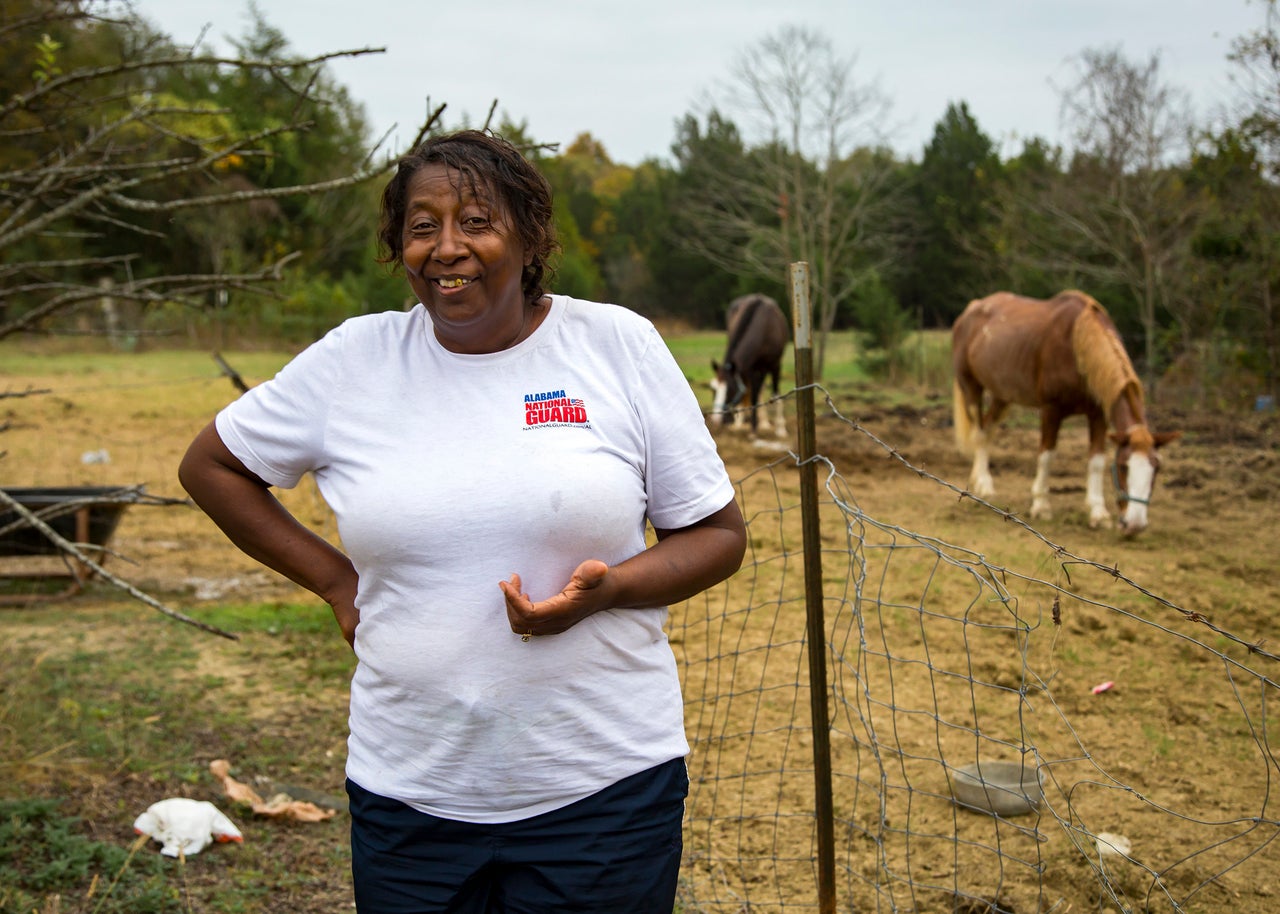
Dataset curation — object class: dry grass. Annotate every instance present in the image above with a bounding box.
[2,342,1278,912]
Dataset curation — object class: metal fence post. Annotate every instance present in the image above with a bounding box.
[789,262,836,914]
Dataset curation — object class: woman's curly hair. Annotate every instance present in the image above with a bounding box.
[376,129,558,306]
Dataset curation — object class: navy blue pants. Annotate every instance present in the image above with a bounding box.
[346,757,687,914]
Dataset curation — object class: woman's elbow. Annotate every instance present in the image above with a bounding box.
[713,502,748,578]
[724,527,747,576]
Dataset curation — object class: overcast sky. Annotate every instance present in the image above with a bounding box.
[131,0,1261,165]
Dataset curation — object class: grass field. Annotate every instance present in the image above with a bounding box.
[2,331,1276,913]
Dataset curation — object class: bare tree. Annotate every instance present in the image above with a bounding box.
[0,0,422,633]
[1230,0,1280,173]
[678,25,900,376]
[0,0,396,341]
[1226,0,1280,398]
[1048,46,1203,379]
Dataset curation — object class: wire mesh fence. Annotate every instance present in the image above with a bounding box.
[673,388,1279,914]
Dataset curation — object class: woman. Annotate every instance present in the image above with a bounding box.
[179,129,746,913]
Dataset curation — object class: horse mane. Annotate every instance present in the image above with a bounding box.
[725,294,770,362]
[1069,293,1145,419]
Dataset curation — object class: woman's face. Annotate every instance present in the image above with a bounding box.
[401,163,530,354]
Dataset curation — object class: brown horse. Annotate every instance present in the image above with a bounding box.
[951,290,1180,535]
[710,293,789,437]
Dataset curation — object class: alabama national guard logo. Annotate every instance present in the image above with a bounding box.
[523,389,591,429]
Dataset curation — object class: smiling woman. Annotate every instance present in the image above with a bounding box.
[375,131,558,355]
[397,161,538,353]
[177,128,746,914]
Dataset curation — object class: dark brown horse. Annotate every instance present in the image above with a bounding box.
[710,293,789,437]
[951,290,1180,535]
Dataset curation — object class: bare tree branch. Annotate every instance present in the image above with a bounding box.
[0,3,407,341]
[0,254,302,338]
[0,2,440,628]
[2,48,384,121]
[0,488,238,640]
[680,26,900,374]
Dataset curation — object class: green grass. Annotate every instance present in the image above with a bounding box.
[0,345,287,382]
[0,798,178,914]
[4,602,354,775]
[1,601,356,913]
[1,346,163,378]
[663,326,949,412]
[1141,722,1176,758]
[3,322,949,409]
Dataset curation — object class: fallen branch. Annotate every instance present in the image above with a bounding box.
[0,488,238,640]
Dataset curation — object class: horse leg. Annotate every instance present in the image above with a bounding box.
[970,435,995,498]
[1030,410,1062,520]
[1030,450,1053,519]
[753,367,786,438]
[968,399,1006,499]
[731,392,747,430]
[1086,453,1110,527]
[1085,411,1111,528]
[770,368,786,438]
[750,373,767,435]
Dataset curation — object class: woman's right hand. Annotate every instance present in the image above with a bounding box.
[326,581,361,648]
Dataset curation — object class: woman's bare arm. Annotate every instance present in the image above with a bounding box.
[178,421,360,645]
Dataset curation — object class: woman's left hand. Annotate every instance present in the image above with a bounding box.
[499,559,612,637]
[497,499,746,640]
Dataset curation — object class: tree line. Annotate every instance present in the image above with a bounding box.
[4,1,1277,405]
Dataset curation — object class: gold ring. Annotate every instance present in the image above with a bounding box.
[521,632,532,642]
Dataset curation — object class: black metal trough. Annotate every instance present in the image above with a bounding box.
[0,485,148,603]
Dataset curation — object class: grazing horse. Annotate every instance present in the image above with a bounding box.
[951,290,1180,535]
[710,293,789,436]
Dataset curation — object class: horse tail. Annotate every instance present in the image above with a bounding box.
[952,379,976,454]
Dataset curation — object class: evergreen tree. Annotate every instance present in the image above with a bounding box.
[897,102,1002,328]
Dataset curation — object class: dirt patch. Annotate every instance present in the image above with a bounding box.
[699,393,1280,912]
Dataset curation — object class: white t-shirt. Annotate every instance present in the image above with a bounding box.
[215,295,735,823]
